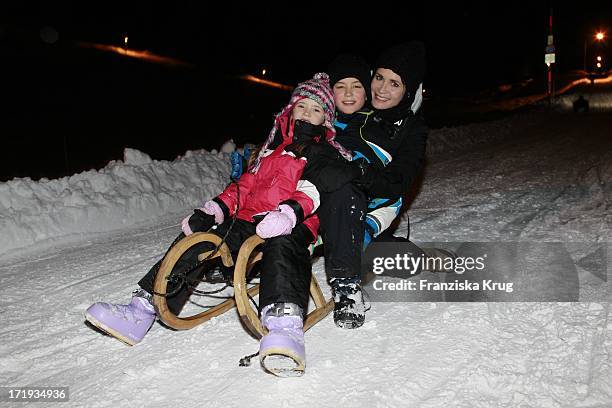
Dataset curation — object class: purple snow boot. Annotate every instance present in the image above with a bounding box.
[85,289,156,346]
[259,303,305,377]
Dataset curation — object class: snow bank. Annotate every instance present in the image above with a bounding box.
[0,148,231,255]
[0,115,539,255]
[551,90,612,112]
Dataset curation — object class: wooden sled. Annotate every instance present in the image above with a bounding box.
[152,232,333,338]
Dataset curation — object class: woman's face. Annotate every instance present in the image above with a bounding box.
[291,98,326,126]
[371,68,406,110]
[333,77,367,114]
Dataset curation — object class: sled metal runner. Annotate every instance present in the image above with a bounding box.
[152,232,333,338]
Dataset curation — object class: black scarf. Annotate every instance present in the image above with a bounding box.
[292,119,326,144]
[335,112,355,126]
[372,99,415,124]
[268,118,326,151]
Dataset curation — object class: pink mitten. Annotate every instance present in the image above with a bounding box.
[202,200,225,224]
[181,200,224,236]
[181,214,195,236]
[256,204,297,239]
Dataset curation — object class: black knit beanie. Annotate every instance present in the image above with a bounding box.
[327,54,372,99]
[375,41,426,111]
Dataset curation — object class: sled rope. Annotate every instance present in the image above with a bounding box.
[239,350,260,367]
[247,291,258,311]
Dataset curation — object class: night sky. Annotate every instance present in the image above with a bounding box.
[1,2,611,180]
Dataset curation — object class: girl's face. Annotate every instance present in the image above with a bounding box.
[333,77,367,114]
[291,98,326,126]
[371,68,406,110]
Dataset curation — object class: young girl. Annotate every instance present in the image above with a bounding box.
[85,73,351,377]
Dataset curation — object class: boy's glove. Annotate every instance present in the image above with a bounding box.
[181,200,225,236]
[350,158,376,190]
[256,204,297,239]
[350,157,369,178]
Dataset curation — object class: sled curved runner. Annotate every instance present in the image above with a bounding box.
[233,235,333,338]
[152,232,333,337]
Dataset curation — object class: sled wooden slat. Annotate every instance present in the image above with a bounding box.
[153,232,237,330]
[304,298,334,331]
[197,239,234,267]
[233,235,334,338]
[309,272,327,309]
[233,235,266,337]
[154,232,333,337]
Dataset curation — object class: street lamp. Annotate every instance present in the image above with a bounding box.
[584,31,606,72]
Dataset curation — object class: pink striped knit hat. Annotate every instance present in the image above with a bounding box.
[249,73,352,172]
[287,72,336,132]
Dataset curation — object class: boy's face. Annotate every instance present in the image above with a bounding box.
[333,77,367,114]
[371,68,406,110]
[291,98,326,126]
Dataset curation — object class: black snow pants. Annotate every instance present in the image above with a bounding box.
[318,182,417,281]
[318,183,368,281]
[138,218,314,316]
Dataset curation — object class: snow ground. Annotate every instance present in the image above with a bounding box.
[0,107,610,407]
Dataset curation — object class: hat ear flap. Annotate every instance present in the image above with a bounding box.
[409,83,423,113]
[287,117,295,138]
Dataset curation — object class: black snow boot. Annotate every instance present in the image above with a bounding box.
[330,277,370,329]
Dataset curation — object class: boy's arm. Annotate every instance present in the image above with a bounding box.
[290,142,359,193]
[365,197,403,237]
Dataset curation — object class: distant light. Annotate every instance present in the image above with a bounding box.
[241,74,293,91]
[422,88,426,94]
[262,68,267,76]
[76,41,194,67]
[597,62,602,68]
[124,36,128,47]
[40,26,58,44]
[595,32,605,41]
[597,56,602,61]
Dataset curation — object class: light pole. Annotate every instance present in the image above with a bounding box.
[584,32,605,73]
